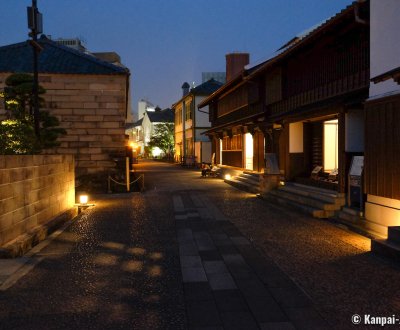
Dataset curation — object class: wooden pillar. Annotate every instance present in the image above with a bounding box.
[338,110,346,193]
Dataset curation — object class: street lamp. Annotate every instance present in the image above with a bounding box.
[27,0,43,138]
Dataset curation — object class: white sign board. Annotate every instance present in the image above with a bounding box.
[349,156,364,177]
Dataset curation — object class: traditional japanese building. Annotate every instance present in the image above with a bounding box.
[200,1,370,193]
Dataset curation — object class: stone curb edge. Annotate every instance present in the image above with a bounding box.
[0,208,78,259]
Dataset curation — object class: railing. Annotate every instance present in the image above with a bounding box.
[108,173,145,193]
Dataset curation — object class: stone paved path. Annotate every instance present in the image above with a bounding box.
[173,191,327,329]
[2,160,400,329]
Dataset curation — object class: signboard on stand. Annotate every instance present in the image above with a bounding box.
[349,156,364,209]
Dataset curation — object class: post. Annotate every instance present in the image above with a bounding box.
[28,0,42,138]
[126,157,130,192]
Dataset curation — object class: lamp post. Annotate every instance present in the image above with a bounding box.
[27,0,43,138]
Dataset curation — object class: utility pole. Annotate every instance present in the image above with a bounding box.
[27,0,43,138]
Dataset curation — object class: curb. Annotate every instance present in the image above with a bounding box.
[0,208,78,259]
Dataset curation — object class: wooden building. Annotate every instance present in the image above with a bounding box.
[200,1,370,192]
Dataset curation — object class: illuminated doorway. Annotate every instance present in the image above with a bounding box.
[245,133,253,170]
[323,119,338,171]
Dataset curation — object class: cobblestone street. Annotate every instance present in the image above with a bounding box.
[1,160,400,329]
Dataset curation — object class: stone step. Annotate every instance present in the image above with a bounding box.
[243,171,261,179]
[280,185,344,205]
[263,193,334,219]
[236,175,259,185]
[371,239,400,262]
[388,226,400,244]
[286,182,345,198]
[337,210,359,224]
[342,207,361,216]
[271,189,340,211]
[225,178,259,194]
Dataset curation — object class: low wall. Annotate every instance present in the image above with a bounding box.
[0,155,75,247]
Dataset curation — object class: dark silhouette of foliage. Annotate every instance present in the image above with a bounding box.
[0,73,66,154]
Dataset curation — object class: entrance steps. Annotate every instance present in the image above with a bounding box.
[372,227,400,261]
[224,172,260,194]
[337,207,361,223]
[263,182,345,219]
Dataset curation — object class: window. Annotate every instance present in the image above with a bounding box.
[185,100,192,121]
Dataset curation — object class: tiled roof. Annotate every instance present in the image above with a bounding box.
[191,78,223,95]
[147,108,174,123]
[125,118,143,129]
[0,35,129,75]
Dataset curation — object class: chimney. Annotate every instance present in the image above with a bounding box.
[225,53,249,82]
[182,82,190,96]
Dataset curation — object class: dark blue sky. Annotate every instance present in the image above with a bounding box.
[1,0,352,118]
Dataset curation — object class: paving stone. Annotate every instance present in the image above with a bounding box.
[196,239,216,251]
[256,267,295,289]
[182,267,207,283]
[245,295,288,323]
[189,326,224,330]
[209,233,228,240]
[175,214,188,220]
[190,221,207,231]
[176,219,189,229]
[218,244,239,255]
[184,282,214,302]
[199,250,222,261]
[270,287,312,308]
[179,242,199,256]
[203,261,229,275]
[222,254,247,266]
[187,300,222,327]
[260,322,296,330]
[230,236,251,245]
[208,272,237,290]
[180,256,203,268]
[235,278,270,297]
[187,212,200,218]
[213,289,249,312]
[220,311,259,330]
[284,306,328,329]
[177,229,194,243]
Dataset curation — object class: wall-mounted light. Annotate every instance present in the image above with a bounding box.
[225,174,231,180]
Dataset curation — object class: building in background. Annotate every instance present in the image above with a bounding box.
[138,99,156,120]
[173,79,223,165]
[0,35,130,177]
[126,107,174,157]
[202,72,226,84]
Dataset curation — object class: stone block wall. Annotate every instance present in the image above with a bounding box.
[0,73,129,177]
[0,155,75,246]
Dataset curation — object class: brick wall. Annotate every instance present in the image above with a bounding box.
[0,73,128,177]
[0,155,75,246]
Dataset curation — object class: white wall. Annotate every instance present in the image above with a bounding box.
[195,96,211,128]
[345,109,364,152]
[370,0,400,97]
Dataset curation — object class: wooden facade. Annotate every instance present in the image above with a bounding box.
[201,1,370,185]
[365,93,400,200]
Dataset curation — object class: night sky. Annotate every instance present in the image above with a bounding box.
[1,0,352,119]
